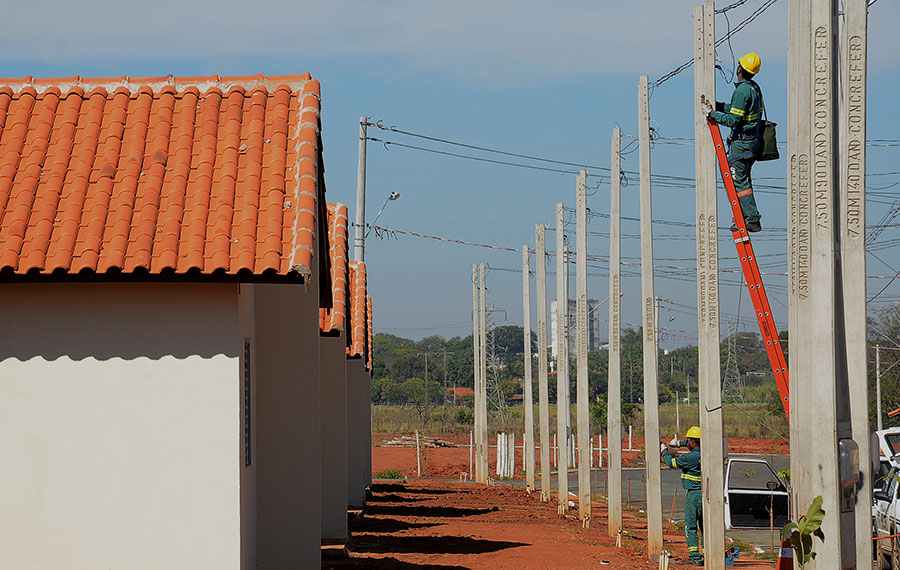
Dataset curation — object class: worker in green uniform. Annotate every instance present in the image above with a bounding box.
[661,425,703,566]
[705,52,764,232]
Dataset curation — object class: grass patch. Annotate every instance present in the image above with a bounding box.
[374,468,404,479]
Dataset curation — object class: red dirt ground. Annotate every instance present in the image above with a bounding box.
[325,479,776,568]
[372,434,788,480]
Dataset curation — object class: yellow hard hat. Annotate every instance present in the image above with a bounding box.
[739,52,761,75]
[685,425,701,440]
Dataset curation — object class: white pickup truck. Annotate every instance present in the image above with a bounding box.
[724,456,790,530]
[873,463,900,569]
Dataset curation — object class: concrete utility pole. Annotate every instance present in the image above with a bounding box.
[479,263,489,483]
[555,202,570,514]
[693,4,725,566]
[472,264,484,483]
[575,171,591,525]
[353,117,367,262]
[787,0,814,525]
[536,225,552,501]
[793,0,869,564]
[638,75,663,559]
[841,0,871,565]
[522,245,536,491]
[608,128,623,539]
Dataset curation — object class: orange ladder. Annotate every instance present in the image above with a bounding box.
[707,117,790,419]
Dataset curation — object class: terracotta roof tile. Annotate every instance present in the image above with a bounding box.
[348,261,367,358]
[366,294,373,371]
[0,74,322,278]
[319,202,348,334]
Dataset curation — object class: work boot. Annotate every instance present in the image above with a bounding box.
[746,221,762,232]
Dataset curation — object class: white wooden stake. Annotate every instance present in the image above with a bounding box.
[416,430,421,478]
[639,74,663,558]
[536,225,552,500]
[608,127,623,538]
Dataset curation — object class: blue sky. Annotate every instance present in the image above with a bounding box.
[4,0,898,348]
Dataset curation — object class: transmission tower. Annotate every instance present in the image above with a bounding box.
[721,316,745,403]
[485,302,509,422]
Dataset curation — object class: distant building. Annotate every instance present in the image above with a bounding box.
[550,299,604,359]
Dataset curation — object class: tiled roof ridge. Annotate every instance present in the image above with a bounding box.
[0,74,313,96]
[319,202,348,334]
[348,261,367,358]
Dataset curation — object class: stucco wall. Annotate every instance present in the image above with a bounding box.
[0,283,242,570]
[320,336,348,541]
[346,359,371,508]
[253,283,321,568]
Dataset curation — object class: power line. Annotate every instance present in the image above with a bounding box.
[651,0,781,89]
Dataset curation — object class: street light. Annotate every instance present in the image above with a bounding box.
[366,192,400,238]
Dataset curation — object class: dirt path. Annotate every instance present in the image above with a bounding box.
[324,479,777,568]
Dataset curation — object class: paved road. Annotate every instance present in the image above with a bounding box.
[534,454,791,553]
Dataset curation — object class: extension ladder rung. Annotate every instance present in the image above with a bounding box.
[707,117,790,420]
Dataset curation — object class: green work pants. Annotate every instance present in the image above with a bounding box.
[728,138,761,224]
[685,489,703,561]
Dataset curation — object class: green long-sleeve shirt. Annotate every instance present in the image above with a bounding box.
[709,79,761,137]
[661,442,702,491]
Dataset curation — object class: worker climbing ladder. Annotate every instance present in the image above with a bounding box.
[706,117,790,419]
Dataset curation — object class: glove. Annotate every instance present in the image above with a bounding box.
[660,443,667,454]
[669,438,679,447]
[701,95,714,116]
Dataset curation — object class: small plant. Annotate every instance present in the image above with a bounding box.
[375,468,404,479]
[777,467,791,483]
[780,495,825,567]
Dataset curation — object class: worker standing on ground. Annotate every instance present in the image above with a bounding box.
[661,426,703,566]
[705,52,764,232]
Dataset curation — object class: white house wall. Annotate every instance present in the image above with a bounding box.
[0,283,242,570]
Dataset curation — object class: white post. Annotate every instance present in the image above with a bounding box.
[675,390,680,432]
[472,265,483,483]
[469,429,473,480]
[523,246,536,491]
[479,264,489,483]
[576,171,591,524]
[556,202,570,514]
[638,74,663,558]
[877,346,882,431]
[590,437,594,469]
[694,4,726,566]
[608,127,623,538]
[628,425,632,452]
[496,433,502,477]
[599,433,603,469]
[416,430,421,478]
[353,117,368,262]
[510,433,516,478]
[841,0,871,564]
[536,225,552,500]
